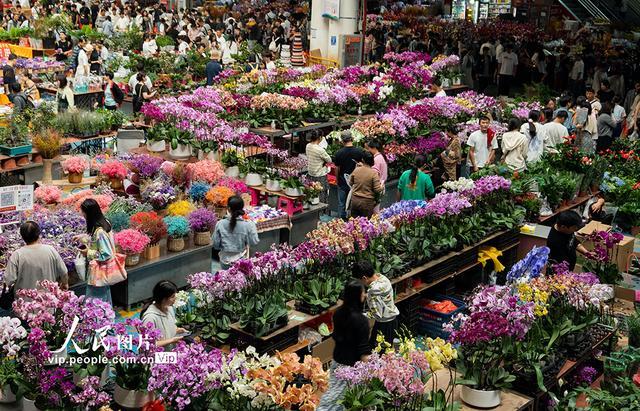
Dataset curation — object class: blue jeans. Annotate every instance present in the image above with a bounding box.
[86,285,112,306]
[337,186,349,220]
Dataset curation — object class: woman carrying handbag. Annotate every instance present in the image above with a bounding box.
[79,199,127,305]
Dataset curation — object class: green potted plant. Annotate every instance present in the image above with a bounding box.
[291,277,342,315]
[146,123,167,152]
[221,148,241,177]
[238,292,289,338]
[166,125,193,160]
[281,175,304,197]
[627,310,640,348]
[155,35,175,52]
[0,118,31,156]
[242,157,266,187]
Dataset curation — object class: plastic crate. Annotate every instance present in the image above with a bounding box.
[419,294,466,327]
[417,320,452,340]
[0,144,32,156]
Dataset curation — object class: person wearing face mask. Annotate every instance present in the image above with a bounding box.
[212,196,259,270]
[141,281,188,349]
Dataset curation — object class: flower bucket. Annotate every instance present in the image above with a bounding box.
[266,179,281,192]
[460,386,501,408]
[245,173,263,187]
[22,397,40,411]
[42,158,54,184]
[169,144,191,160]
[0,385,16,403]
[167,237,185,252]
[147,140,166,152]
[110,178,124,190]
[125,253,141,267]
[114,384,154,409]
[143,243,161,260]
[68,172,83,184]
[284,187,303,197]
[194,231,211,246]
[311,197,320,205]
[225,166,240,178]
[303,202,310,210]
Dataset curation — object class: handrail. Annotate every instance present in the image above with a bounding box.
[557,0,581,21]
[576,0,609,21]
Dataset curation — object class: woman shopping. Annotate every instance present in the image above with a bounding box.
[397,155,435,201]
[79,198,124,305]
[213,195,259,270]
[317,280,371,411]
[56,76,75,113]
[501,118,529,172]
[348,151,383,218]
[141,280,188,348]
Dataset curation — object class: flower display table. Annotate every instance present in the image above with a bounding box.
[37,86,105,111]
[433,369,534,411]
[70,237,213,310]
[538,191,599,225]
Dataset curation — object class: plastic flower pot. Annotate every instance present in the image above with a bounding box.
[21,397,38,411]
[147,140,166,152]
[266,179,281,192]
[460,386,501,408]
[284,187,303,197]
[194,231,211,246]
[0,385,16,404]
[225,166,240,178]
[68,172,83,183]
[311,197,320,205]
[303,202,310,210]
[125,253,141,267]
[110,178,124,190]
[114,384,154,409]
[167,237,185,252]
[169,144,191,160]
[143,243,161,260]
[245,173,263,187]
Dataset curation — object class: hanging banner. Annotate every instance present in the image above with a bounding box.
[323,0,340,20]
[0,185,34,213]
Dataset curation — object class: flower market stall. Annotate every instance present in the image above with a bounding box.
[1,36,639,410]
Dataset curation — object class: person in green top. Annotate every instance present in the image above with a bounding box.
[396,155,435,201]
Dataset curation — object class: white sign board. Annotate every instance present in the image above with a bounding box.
[0,185,34,213]
[323,0,340,20]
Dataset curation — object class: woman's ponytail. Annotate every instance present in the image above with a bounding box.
[528,110,540,139]
[410,155,426,187]
[227,195,245,232]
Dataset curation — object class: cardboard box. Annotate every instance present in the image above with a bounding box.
[578,221,636,272]
[615,273,640,302]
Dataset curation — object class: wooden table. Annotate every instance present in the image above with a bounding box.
[538,193,597,225]
[434,369,534,411]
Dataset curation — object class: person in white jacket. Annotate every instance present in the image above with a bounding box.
[502,118,529,172]
[521,110,547,164]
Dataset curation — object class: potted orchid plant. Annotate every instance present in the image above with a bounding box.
[187,208,217,246]
[163,216,190,252]
[221,148,241,178]
[0,317,28,404]
[61,156,89,183]
[107,319,162,409]
[114,229,151,266]
[449,284,535,408]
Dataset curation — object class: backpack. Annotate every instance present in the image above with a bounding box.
[132,83,145,112]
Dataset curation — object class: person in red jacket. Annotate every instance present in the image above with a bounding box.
[101,71,124,110]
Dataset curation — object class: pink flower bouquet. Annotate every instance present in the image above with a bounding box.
[100,160,128,180]
[34,185,63,204]
[114,229,150,255]
[186,160,224,184]
[61,156,89,175]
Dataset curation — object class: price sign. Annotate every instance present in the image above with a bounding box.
[0,185,34,213]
